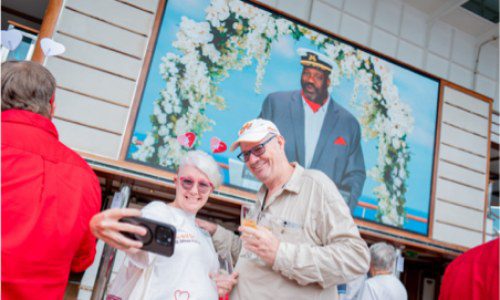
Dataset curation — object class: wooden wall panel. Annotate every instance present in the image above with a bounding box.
[119,0,159,12]
[65,0,154,35]
[53,117,122,158]
[53,33,142,80]
[57,8,147,58]
[437,161,487,190]
[439,144,487,173]
[433,221,483,248]
[435,178,485,210]
[440,123,488,156]
[434,200,484,232]
[54,89,129,134]
[441,103,489,137]
[46,57,136,107]
[47,0,160,162]
[492,116,499,144]
[443,87,490,117]
[432,84,491,249]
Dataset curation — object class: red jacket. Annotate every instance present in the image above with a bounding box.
[1,110,102,300]
[439,238,499,300]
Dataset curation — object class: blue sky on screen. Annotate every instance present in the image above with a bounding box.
[130,0,439,221]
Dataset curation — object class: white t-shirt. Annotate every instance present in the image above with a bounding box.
[357,274,407,300]
[125,201,219,300]
[339,274,367,300]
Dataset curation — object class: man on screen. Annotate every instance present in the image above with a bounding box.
[259,48,366,212]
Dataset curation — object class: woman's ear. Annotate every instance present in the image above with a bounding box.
[277,135,285,150]
[173,175,178,183]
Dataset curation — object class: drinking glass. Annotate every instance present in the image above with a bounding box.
[240,204,259,260]
[218,250,233,275]
[240,204,258,229]
[217,250,233,300]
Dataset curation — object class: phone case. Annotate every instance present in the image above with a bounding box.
[120,216,176,257]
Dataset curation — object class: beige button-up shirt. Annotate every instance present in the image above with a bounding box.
[212,164,369,300]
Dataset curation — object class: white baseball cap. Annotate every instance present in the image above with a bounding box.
[230,118,281,151]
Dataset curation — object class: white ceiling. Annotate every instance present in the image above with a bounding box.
[1,0,498,46]
[399,0,498,45]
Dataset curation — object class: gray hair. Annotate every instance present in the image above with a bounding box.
[370,242,397,272]
[179,150,222,188]
[1,60,56,118]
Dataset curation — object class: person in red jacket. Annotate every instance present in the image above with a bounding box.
[439,238,499,300]
[1,60,102,299]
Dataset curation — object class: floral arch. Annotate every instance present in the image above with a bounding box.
[132,0,414,227]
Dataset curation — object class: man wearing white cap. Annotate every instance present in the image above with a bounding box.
[259,48,365,213]
[197,118,369,300]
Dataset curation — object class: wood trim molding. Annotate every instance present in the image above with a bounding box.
[355,219,468,255]
[118,0,166,160]
[79,151,256,203]
[31,0,63,63]
[441,80,494,104]
[428,81,446,238]
[7,20,40,34]
[483,100,493,242]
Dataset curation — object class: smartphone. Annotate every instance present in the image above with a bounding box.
[120,216,176,257]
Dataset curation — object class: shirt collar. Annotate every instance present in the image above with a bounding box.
[257,162,304,197]
[1,109,59,139]
[301,91,330,113]
[282,162,303,194]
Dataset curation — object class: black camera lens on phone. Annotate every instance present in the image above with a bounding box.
[155,226,174,245]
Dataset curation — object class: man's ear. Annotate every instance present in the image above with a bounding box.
[49,102,56,119]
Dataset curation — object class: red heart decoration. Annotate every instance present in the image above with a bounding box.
[177,132,196,148]
[210,137,227,153]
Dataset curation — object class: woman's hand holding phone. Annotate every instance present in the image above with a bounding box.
[89,208,147,252]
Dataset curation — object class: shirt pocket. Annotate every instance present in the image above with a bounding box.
[275,220,305,244]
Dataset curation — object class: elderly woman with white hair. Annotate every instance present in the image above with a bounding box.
[357,242,407,300]
[90,150,238,300]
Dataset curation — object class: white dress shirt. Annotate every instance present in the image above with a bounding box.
[302,94,330,168]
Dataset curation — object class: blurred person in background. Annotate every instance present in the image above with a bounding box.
[357,242,407,300]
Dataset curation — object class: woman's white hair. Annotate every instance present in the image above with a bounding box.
[179,150,222,189]
[370,242,397,272]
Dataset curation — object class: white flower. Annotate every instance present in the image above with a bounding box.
[206,0,230,27]
[275,19,292,35]
[156,112,167,125]
[202,43,221,62]
[158,125,168,137]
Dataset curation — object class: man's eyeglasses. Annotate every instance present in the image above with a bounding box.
[237,135,276,162]
[179,176,213,194]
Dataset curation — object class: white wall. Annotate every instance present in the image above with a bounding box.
[45,0,158,158]
[260,0,499,112]
[433,86,490,248]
